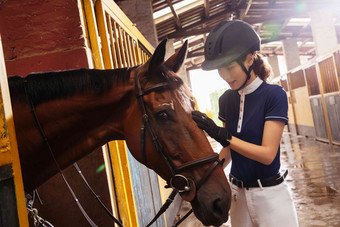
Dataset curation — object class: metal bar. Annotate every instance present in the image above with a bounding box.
[117,26,127,67]
[112,22,123,68]
[95,1,114,68]
[106,15,119,69]
[122,30,132,67]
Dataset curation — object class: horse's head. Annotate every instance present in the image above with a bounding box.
[124,39,231,226]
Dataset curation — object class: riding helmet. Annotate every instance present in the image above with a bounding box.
[202,20,261,71]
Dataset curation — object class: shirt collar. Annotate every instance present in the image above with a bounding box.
[238,76,263,95]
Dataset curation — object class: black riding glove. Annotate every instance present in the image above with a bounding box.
[192,110,232,147]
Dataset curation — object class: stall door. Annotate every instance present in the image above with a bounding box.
[319,57,340,144]
[128,151,166,227]
[305,65,329,141]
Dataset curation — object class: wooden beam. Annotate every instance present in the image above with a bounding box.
[167,27,212,39]
[166,0,182,28]
[162,10,228,39]
[244,0,252,16]
[164,10,298,40]
[187,52,204,58]
[203,0,210,18]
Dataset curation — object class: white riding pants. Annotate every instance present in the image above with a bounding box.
[229,181,299,227]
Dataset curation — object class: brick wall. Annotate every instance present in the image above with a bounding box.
[116,0,158,47]
[0,0,89,76]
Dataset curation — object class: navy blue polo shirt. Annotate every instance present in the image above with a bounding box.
[218,77,288,183]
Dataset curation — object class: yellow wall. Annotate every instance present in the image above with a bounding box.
[292,86,314,127]
[0,36,29,226]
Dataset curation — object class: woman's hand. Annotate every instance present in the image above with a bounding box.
[192,110,232,147]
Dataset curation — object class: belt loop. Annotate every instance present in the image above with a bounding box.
[257,179,263,189]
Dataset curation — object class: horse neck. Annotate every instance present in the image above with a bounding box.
[34,68,136,144]
[11,68,136,190]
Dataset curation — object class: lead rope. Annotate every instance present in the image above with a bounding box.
[73,163,123,227]
[146,158,225,227]
[23,79,99,227]
[146,189,178,227]
[172,209,193,227]
[172,158,224,227]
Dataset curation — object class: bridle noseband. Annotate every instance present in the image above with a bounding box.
[134,68,224,198]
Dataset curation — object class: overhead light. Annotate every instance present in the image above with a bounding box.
[286,18,310,26]
[153,0,199,19]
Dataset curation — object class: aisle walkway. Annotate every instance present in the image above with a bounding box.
[176,132,340,227]
[281,132,340,227]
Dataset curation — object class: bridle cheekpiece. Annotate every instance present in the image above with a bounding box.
[134,67,224,200]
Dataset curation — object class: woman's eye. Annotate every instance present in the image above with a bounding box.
[157,111,168,121]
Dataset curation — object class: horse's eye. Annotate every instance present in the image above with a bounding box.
[157,111,168,121]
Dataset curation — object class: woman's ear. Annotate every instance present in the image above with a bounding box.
[245,53,254,70]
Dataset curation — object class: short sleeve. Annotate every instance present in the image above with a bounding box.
[218,95,226,122]
[265,85,289,124]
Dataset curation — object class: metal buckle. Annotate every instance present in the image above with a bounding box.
[170,174,191,193]
[230,175,243,188]
[239,180,243,188]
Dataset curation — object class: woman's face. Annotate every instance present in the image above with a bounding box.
[217,61,247,90]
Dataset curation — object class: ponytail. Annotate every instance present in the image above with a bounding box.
[239,52,271,82]
[253,53,271,82]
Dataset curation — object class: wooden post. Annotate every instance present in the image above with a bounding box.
[0,35,29,227]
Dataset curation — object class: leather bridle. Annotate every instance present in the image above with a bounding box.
[134,67,224,226]
[24,66,224,227]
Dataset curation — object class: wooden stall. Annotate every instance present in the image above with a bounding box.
[0,36,29,227]
[0,0,173,226]
[287,68,315,137]
[281,46,340,146]
[305,64,329,141]
[83,0,170,226]
[318,55,340,145]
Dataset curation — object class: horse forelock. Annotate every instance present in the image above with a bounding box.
[175,83,196,113]
[156,65,195,111]
[8,68,135,105]
[148,64,194,112]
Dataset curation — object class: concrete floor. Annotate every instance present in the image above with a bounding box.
[280,132,340,227]
[175,132,340,227]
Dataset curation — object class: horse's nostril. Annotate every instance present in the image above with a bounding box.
[213,198,223,216]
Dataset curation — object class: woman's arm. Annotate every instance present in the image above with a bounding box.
[219,147,231,169]
[219,122,231,168]
[229,120,285,165]
[192,111,285,166]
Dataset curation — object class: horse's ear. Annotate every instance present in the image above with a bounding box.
[164,40,188,73]
[148,39,167,74]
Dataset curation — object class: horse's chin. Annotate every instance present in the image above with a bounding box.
[190,188,230,226]
[192,207,228,226]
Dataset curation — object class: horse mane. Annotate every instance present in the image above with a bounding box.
[8,68,134,105]
[8,65,184,106]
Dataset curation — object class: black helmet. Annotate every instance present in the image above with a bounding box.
[202,20,261,71]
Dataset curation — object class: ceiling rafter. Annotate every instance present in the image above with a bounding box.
[166,0,182,28]
[151,0,340,70]
[203,0,210,18]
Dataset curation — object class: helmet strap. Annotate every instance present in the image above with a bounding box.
[235,59,253,91]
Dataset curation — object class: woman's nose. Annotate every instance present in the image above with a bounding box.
[218,69,230,81]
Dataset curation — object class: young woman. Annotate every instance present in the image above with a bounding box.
[192,20,299,227]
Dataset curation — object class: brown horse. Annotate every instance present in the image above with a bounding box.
[8,39,231,226]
